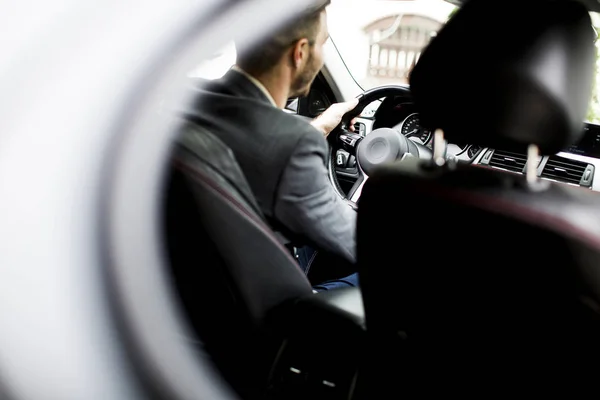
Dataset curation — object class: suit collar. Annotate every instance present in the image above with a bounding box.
[222,68,278,108]
[230,66,278,107]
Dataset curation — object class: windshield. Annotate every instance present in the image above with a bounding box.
[327,0,455,90]
[328,0,600,124]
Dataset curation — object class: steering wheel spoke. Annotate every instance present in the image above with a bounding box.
[347,170,367,203]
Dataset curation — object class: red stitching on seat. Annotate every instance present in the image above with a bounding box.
[173,159,304,271]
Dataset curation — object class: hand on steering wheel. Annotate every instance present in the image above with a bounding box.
[328,85,434,203]
[311,98,360,137]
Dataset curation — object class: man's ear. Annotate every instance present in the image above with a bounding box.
[291,38,310,69]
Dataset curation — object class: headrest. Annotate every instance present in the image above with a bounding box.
[409,0,596,154]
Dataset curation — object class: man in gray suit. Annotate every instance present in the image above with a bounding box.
[183,0,359,289]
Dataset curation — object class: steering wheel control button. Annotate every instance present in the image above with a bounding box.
[339,133,363,155]
[336,152,348,168]
[347,155,357,169]
[340,134,356,145]
[354,122,366,136]
[340,135,356,146]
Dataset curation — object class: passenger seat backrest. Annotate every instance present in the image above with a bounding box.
[357,0,600,394]
[358,162,600,393]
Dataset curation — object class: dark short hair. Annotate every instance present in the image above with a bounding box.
[236,1,330,75]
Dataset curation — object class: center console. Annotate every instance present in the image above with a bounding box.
[267,287,365,400]
[564,123,600,158]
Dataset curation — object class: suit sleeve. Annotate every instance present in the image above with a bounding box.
[273,130,357,264]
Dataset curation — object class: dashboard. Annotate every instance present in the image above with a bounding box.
[472,123,600,191]
[335,95,600,194]
[369,95,483,162]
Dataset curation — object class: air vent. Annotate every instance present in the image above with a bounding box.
[540,156,594,187]
[487,149,527,173]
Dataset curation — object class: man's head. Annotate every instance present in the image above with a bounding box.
[236,1,330,98]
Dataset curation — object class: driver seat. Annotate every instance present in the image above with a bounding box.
[164,120,365,399]
[357,0,600,396]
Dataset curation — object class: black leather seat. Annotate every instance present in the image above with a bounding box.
[165,121,312,396]
[357,0,600,395]
[164,121,365,399]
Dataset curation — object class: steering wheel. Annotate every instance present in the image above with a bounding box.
[327,85,433,202]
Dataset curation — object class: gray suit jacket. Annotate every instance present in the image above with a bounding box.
[182,69,356,263]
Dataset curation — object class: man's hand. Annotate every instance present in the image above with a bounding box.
[311,98,359,137]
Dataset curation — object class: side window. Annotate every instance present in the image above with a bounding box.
[587,12,600,124]
[285,98,299,114]
[189,41,237,80]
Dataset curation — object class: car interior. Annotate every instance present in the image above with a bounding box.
[161,0,600,399]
